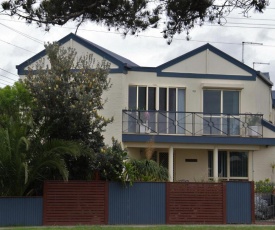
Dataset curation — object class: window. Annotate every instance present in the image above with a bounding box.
[230,152,248,177]
[128,86,156,111]
[208,151,248,179]
[128,86,185,134]
[203,90,240,135]
[158,87,185,134]
[128,86,157,133]
[152,152,168,169]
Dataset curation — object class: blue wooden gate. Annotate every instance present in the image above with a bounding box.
[226,182,254,224]
[108,182,166,224]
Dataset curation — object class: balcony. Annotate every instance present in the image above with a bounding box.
[122,110,263,138]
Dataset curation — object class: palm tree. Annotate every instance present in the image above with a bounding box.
[0,119,81,196]
[0,119,29,196]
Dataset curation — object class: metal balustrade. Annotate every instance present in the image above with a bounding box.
[122,110,263,137]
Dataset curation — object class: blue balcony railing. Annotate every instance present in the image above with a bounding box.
[122,110,263,137]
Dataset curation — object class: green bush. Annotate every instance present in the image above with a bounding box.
[255,178,274,193]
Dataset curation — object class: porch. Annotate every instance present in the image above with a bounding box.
[122,110,263,137]
[127,145,253,182]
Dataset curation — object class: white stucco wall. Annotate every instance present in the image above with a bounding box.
[252,147,275,182]
[100,73,127,146]
[174,149,209,182]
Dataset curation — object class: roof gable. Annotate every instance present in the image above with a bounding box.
[156,43,258,81]
[17,33,139,75]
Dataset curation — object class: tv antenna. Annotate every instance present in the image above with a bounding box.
[242,42,263,64]
[253,62,270,69]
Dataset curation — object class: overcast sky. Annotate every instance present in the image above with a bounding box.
[1,1,275,89]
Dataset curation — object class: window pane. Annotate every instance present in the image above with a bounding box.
[159,152,168,169]
[203,117,221,135]
[159,88,167,111]
[128,86,137,132]
[222,117,240,135]
[151,151,157,162]
[158,112,167,133]
[168,88,176,134]
[203,90,221,114]
[178,89,185,112]
[169,88,176,111]
[230,152,248,177]
[218,151,227,177]
[147,87,156,132]
[128,86,137,109]
[208,151,213,177]
[138,87,146,110]
[148,87,156,110]
[159,88,167,133]
[208,151,227,178]
[178,89,185,134]
[223,91,239,114]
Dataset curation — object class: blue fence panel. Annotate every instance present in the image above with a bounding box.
[0,197,43,226]
[108,182,166,224]
[226,182,252,224]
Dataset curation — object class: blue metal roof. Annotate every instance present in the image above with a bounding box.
[16,34,274,88]
[78,35,139,68]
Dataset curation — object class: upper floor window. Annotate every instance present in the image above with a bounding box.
[203,90,240,135]
[129,86,156,110]
[128,86,185,134]
[128,86,185,112]
[203,90,239,114]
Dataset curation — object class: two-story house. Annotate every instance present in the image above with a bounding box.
[17,33,275,183]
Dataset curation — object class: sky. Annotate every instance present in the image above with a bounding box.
[1,1,275,88]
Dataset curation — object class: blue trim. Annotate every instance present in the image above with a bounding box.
[17,33,138,75]
[157,72,256,81]
[130,67,157,72]
[122,134,275,146]
[262,119,275,132]
[17,51,47,75]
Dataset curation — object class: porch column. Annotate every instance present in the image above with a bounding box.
[248,151,253,181]
[168,146,174,182]
[213,147,218,182]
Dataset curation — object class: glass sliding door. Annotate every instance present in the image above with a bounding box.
[203,90,240,135]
